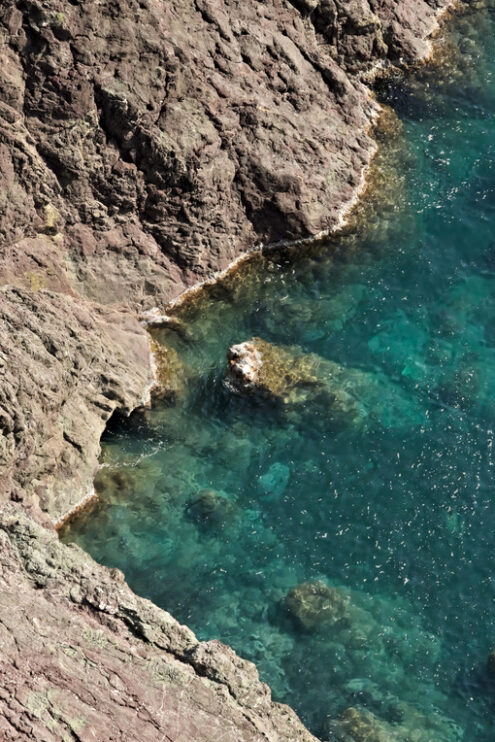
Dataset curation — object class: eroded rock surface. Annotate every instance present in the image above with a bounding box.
[0,0,453,311]
[0,286,153,520]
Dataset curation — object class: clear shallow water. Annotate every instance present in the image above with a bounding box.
[62,7,495,740]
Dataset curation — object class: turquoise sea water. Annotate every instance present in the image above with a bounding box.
[61,7,495,740]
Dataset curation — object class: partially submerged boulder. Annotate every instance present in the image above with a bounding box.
[225,338,424,431]
[225,338,363,422]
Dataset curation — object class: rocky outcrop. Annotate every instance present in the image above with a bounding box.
[0,0,453,313]
[0,0,454,515]
[0,503,317,741]
[0,0,460,738]
[0,286,154,521]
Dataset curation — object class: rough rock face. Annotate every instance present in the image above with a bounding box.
[0,286,153,521]
[0,0,452,311]
[0,503,317,741]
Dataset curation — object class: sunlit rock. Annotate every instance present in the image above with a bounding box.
[225,337,424,430]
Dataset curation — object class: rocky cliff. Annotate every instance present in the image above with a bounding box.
[0,0,458,739]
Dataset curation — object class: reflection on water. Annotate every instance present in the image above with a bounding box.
[61,5,495,740]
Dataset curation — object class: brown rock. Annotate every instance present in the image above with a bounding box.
[0,286,154,521]
[0,0,454,311]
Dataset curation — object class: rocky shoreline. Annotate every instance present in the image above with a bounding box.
[0,0,462,738]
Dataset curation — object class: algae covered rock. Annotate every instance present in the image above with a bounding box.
[185,488,237,531]
[324,702,463,742]
[225,337,424,431]
[326,707,392,741]
[150,337,187,400]
[285,580,350,632]
[226,338,322,403]
[94,466,139,499]
[225,337,365,428]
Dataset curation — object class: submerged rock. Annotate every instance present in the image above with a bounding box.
[324,703,463,742]
[94,466,139,499]
[258,462,291,498]
[436,346,495,420]
[185,488,237,531]
[150,337,187,401]
[326,707,392,742]
[285,580,350,632]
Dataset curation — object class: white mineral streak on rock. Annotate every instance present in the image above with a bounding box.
[226,341,263,393]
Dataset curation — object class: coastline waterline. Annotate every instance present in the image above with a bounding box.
[61,5,495,741]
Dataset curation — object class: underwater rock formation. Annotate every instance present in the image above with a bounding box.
[225,337,425,430]
[285,580,350,632]
[324,702,463,741]
[185,488,237,531]
[150,336,187,400]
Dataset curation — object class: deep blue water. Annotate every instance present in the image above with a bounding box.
[61,7,495,740]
